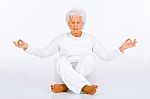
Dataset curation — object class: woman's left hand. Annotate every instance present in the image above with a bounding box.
[119,38,137,53]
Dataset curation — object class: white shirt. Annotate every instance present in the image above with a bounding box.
[25,32,123,62]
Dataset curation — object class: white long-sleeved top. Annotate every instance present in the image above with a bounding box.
[25,32,123,61]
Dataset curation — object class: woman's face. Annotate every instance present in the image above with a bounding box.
[68,16,84,33]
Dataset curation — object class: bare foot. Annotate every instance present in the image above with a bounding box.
[82,85,98,95]
[51,84,68,93]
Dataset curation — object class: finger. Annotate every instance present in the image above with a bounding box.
[13,41,18,46]
[18,40,23,45]
[132,41,137,46]
[126,39,132,44]
[14,41,23,48]
[133,39,137,43]
[131,39,137,46]
[125,38,130,42]
[133,41,137,45]
[19,39,24,43]
[126,38,131,42]
[133,42,137,46]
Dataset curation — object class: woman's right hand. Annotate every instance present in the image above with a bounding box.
[13,39,28,50]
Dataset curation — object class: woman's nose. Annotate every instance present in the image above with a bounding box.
[74,23,78,27]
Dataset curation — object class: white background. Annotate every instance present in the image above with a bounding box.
[0,0,150,99]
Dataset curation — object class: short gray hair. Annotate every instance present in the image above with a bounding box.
[66,7,86,23]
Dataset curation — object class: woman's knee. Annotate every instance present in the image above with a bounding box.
[56,56,71,70]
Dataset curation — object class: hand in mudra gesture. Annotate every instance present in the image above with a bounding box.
[13,39,28,50]
[119,38,137,53]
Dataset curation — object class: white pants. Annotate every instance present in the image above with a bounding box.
[54,54,96,93]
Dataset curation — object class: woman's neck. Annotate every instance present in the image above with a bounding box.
[71,31,82,37]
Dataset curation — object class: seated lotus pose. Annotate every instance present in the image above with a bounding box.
[13,8,137,95]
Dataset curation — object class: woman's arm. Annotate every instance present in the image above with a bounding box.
[13,38,60,58]
[25,40,59,58]
[92,38,137,61]
[92,39,122,61]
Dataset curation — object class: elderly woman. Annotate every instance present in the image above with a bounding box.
[13,8,137,95]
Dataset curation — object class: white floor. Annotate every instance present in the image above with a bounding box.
[0,58,150,99]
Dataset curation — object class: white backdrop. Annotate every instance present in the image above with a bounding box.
[0,0,150,65]
[0,0,150,99]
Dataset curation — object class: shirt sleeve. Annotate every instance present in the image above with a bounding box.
[92,37,123,61]
[24,35,61,58]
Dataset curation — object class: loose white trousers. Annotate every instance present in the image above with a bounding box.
[54,54,96,93]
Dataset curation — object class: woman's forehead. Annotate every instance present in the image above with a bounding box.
[69,16,82,21]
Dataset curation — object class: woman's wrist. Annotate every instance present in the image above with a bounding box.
[119,46,125,53]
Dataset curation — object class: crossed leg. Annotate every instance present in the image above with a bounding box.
[51,55,98,95]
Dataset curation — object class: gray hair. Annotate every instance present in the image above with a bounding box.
[66,7,86,23]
